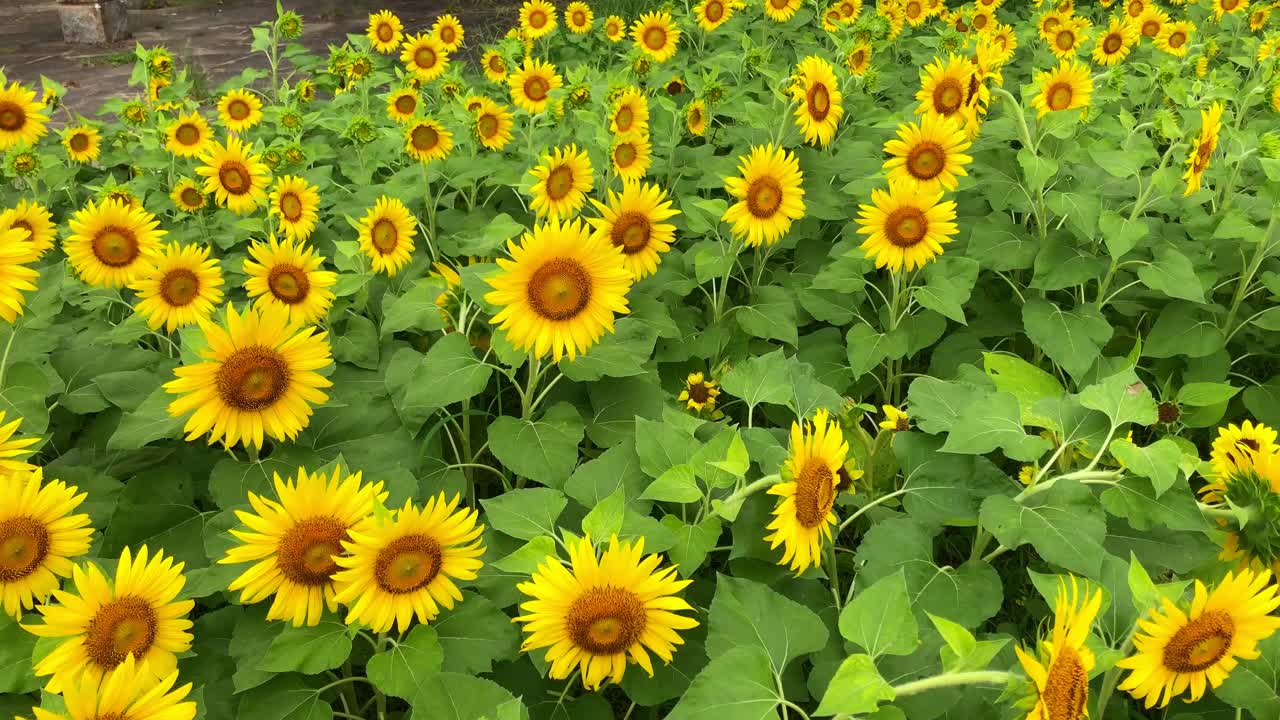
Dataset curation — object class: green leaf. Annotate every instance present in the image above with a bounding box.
[634,416,701,479]
[481,488,568,540]
[661,515,723,577]
[493,535,559,574]
[409,673,525,720]
[666,646,780,720]
[433,592,521,675]
[980,480,1107,577]
[928,614,1008,672]
[1017,148,1058,190]
[564,440,650,510]
[366,625,444,700]
[1099,477,1209,532]
[736,285,798,345]
[237,675,333,720]
[1214,634,1280,719]
[1107,438,1181,496]
[1079,368,1158,427]
[487,402,584,486]
[1046,190,1101,239]
[983,353,1064,429]
[1176,382,1240,407]
[1022,299,1112,380]
[941,391,1053,462]
[381,278,448,336]
[581,487,627,538]
[894,432,1015,525]
[706,574,829,672]
[1099,211,1148,258]
[0,614,39,694]
[559,318,657,382]
[1146,302,1224,359]
[839,571,920,658]
[905,376,985,435]
[814,654,894,717]
[913,256,979,324]
[1137,247,1206,303]
[721,348,791,410]
[258,620,352,675]
[108,385,183,450]
[642,464,702,503]
[392,335,493,416]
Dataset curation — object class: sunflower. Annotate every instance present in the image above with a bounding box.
[610,133,653,181]
[0,411,38,476]
[331,494,483,633]
[610,87,650,136]
[1250,5,1271,29]
[846,44,872,75]
[836,0,863,21]
[1048,17,1089,58]
[1200,439,1280,574]
[915,54,977,126]
[856,182,958,272]
[1206,420,1277,486]
[0,469,92,620]
[765,0,805,22]
[0,225,38,323]
[170,178,207,213]
[1014,577,1104,720]
[821,4,843,31]
[695,0,733,31]
[196,136,270,215]
[386,88,420,123]
[565,2,595,33]
[431,14,465,51]
[217,89,263,133]
[220,466,386,627]
[474,98,515,151]
[879,405,912,431]
[1031,59,1093,118]
[164,111,213,158]
[1124,0,1148,17]
[264,175,319,242]
[1183,101,1225,196]
[903,0,928,25]
[401,34,450,83]
[1117,568,1280,708]
[632,11,681,63]
[27,653,196,720]
[678,372,721,415]
[24,545,194,693]
[685,99,709,135]
[604,15,626,41]
[884,114,972,194]
[1037,10,1067,40]
[481,50,509,82]
[243,235,337,326]
[1093,17,1139,64]
[1212,0,1249,20]
[64,198,166,288]
[485,218,632,362]
[1137,6,1169,37]
[0,81,49,151]
[402,117,453,164]
[789,56,844,147]
[130,243,225,333]
[983,23,1019,63]
[357,196,418,276]
[61,125,101,163]
[509,58,563,114]
[520,0,558,39]
[587,181,679,280]
[721,144,806,248]
[0,200,55,259]
[971,7,995,32]
[367,9,404,53]
[529,144,594,221]
[514,534,698,690]
[765,409,848,574]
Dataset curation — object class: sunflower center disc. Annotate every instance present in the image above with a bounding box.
[1042,645,1087,720]
[377,24,394,42]
[478,114,499,138]
[160,269,200,306]
[70,133,91,152]
[375,534,443,594]
[615,106,634,132]
[277,517,347,585]
[770,0,789,8]
[85,596,158,669]
[1170,32,1186,48]
[181,188,203,208]
[808,82,831,121]
[0,516,49,581]
[1048,84,1074,111]
[412,125,440,153]
[525,77,549,101]
[934,80,963,114]
[219,163,251,195]
[611,211,652,254]
[1104,34,1123,53]
[747,176,784,218]
[371,220,399,254]
[1142,21,1159,37]
[527,258,592,321]
[1222,0,1238,9]
[644,26,666,50]
[1163,610,1235,672]
[268,265,311,304]
[706,1,724,21]
[908,143,945,179]
[415,48,437,69]
[0,103,23,132]
[614,142,637,167]
[906,1,922,18]
[395,95,416,115]
[92,227,140,267]
[530,10,547,28]
[686,381,710,403]
[1127,0,1143,15]
[216,346,290,410]
[230,100,252,120]
[545,166,575,200]
[176,123,200,145]
[489,56,504,73]
[567,586,647,654]
[441,27,456,44]
[794,458,835,528]
[887,207,928,247]
[572,11,586,26]
[1055,30,1075,51]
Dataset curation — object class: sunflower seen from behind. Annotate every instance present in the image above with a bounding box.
[61,125,100,163]
[587,181,680,281]
[404,117,454,163]
[509,58,563,114]
[0,224,38,323]
[0,200,55,259]
[432,14,465,52]
[1031,59,1093,118]
[765,409,848,574]
[521,0,558,39]
[130,243,224,333]
[529,144,594,221]
[1183,101,1225,196]
[0,81,48,151]
[217,89,264,133]
[1199,438,1280,575]
[0,469,93,620]
[633,11,681,63]
[196,136,270,215]
[243,234,337,326]
[1014,577,1103,720]
[357,196,418,277]
[474,97,515,151]
[790,55,844,147]
[883,112,973,193]
[367,9,404,53]
[164,111,213,158]
[722,143,806,247]
[401,33,450,83]
[64,198,166,288]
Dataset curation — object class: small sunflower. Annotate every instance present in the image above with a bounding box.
[685,99,709,135]
[836,0,863,21]
[721,144,806,248]
[61,125,101,163]
[1031,59,1093,118]
[529,144,595,221]
[587,181,679,280]
[856,182,958,272]
[509,58,563,114]
[217,89,264,133]
[520,0,558,39]
[0,224,38,322]
[765,0,805,22]
[357,196,418,277]
[1155,20,1194,56]
[266,175,320,242]
[695,0,734,31]
[883,113,973,193]
[0,81,49,151]
[1183,101,1225,196]
[0,469,93,620]
[604,15,626,41]
[404,118,454,163]
[610,133,653,181]
[1124,0,1148,17]
[386,88,421,123]
[1136,6,1169,37]
[765,409,849,574]
[431,14,465,51]
[880,405,912,432]
[26,653,196,720]
[916,54,978,127]
[164,111,213,158]
[64,198,166,288]
[400,33,450,83]
[1014,577,1103,720]
[367,9,404,53]
[1212,0,1249,20]
[169,178,207,213]
[610,87,650,136]
[1048,17,1089,58]
[1093,17,1139,64]
[514,534,698,690]
[474,98,515,151]
[982,23,1019,63]
[632,11,681,63]
[243,235,337,326]
[678,372,721,415]
[130,243,225,333]
[970,7,995,32]
[846,44,872,75]
[0,200,55,259]
[790,55,844,147]
[903,0,929,25]
[1250,5,1271,29]
[565,2,595,33]
[481,50,509,82]
[196,136,271,214]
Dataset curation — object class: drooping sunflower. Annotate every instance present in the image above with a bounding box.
[0,224,38,322]
[610,87,650,137]
[26,654,197,720]
[367,9,404,53]
[790,55,844,147]
[1031,59,1094,118]
[508,58,563,114]
[164,111,213,158]
[514,534,698,690]
[24,545,194,694]
[679,372,722,415]
[879,405,912,431]
[265,175,319,242]
[685,99,709,135]
[64,198,166,288]
[243,235,337,326]
[170,178,207,213]
[765,0,805,22]
[481,50,509,82]
[587,181,679,280]
[529,144,595,221]
[856,182,958,272]
[431,14,465,51]
[0,200,55,259]
[1155,20,1193,55]
[1014,577,1104,720]
[565,2,595,33]
[1048,17,1090,58]
[400,33,450,83]
[386,88,420,123]
[0,81,49,151]
[765,409,849,574]
[1183,101,1225,196]
[165,302,332,450]
[603,14,626,41]
[220,466,386,627]
[632,11,681,63]
[610,133,653,181]
[473,98,515,151]
[357,196,418,277]
[196,136,270,215]
[695,0,734,31]
[1092,17,1138,64]
[217,89,264,133]
[721,144,806,248]
[883,113,972,193]
[485,218,632,362]
[61,125,101,163]
[1212,0,1249,20]
[1117,568,1280,708]
[332,494,484,633]
[520,0,558,39]
[130,243,225,333]
[0,469,92,620]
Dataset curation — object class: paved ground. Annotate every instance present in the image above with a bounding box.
[0,0,517,117]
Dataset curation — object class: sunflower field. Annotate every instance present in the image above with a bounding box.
[3,0,1280,717]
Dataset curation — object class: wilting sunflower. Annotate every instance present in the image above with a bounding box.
[610,87,650,136]
[332,494,484,633]
[401,34,450,83]
[515,534,698,690]
[565,2,595,33]
[404,118,453,163]
[24,546,194,693]
[0,469,92,620]
[217,89,264,132]
[679,372,721,415]
[883,113,973,193]
[633,11,681,63]
[1117,568,1280,708]
[1155,20,1194,56]
[220,466,386,627]
[1183,101,1225,196]
[481,50,509,82]
[61,125,101,163]
[0,200,55,258]
[846,44,872,75]
[879,405,912,431]
[243,235,337,326]
[64,198,165,288]
[0,81,49,151]
[916,54,977,126]
[604,14,626,41]
[1212,0,1249,20]
[610,133,653,181]
[26,654,196,720]
[0,224,38,322]
[509,58,563,114]
[266,175,320,242]
[695,0,733,31]
[1206,420,1277,486]
[685,99,709,135]
[196,136,270,214]
[529,144,594,221]
[366,9,404,53]
[520,0,558,39]
[431,14,465,51]
[722,144,806,247]
[857,182,958,272]
[485,218,631,362]
[165,303,332,449]
[1031,59,1093,118]
[587,181,679,280]
[170,178,206,213]
[357,196,418,276]
[164,111,213,158]
[1048,17,1089,58]
[765,409,848,574]
[386,88,420,123]
[765,0,804,22]
[790,55,844,147]
[130,243,225,333]
[473,98,515,151]
[1092,18,1138,65]
[1014,577,1103,720]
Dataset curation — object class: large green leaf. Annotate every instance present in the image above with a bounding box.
[487,402,584,486]
[706,574,828,672]
[481,487,568,540]
[814,654,895,717]
[980,480,1107,577]
[257,620,352,675]
[839,571,920,658]
[366,625,444,700]
[666,647,780,720]
[1022,299,1112,380]
[433,592,521,674]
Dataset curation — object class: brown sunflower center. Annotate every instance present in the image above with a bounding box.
[411,124,440,153]
[530,9,547,27]
[807,82,831,121]
[1104,33,1123,53]
[572,10,586,25]
[92,226,140,268]
[566,586,647,654]
[376,23,394,42]
[371,219,400,254]
[1163,610,1235,672]
[227,99,251,121]
[643,26,667,50]
[706,0,725,21]
[746,176,784,218]
[527,258,592,321]
[770,0,790,8]
[268,264,311,304]
[215,346,290,410]
[1047,81,1074,111]
[1141,20,1159,36]
[159,268,200,307]
[0,516,49,581]
[440,26,457,44]
[1169,31,1186,47]
[84,596,158,670]
[610,211,652,254]
[69,132,91,152]
[272,193,302,224]
[613,141,637,168]
[1055,29,1076,50]
[686,380,710,403]
[394,94,417,115]
[416,47,439,70]
[477,114,500,140]
[277,516,347,586]
[973,13,989,29]
[545,165,575,200]
[175,123,200,146]
[886,206,929,247]
[850,49,866,67]
[374,534,443,594]
[933,79,964,114]
[489,55,505,73]
[219,162,251,195]
[525,76,549,102]
[1044,16,1062,32]
[906,142,945,180]
[180,187,203,208]
[689,107,703,126]
[615,105,635,132]
[0,102,24,132]
[1041,645,1087,720]
[1222,0,1239,10]
[906,1,922,18]
[11,220,33,237]
[794,458,836,528]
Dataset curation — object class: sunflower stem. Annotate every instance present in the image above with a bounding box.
[0,323,17,391]
[1223,209,1280,336]
[1094,631,1135,718]
[890,671,1012,697]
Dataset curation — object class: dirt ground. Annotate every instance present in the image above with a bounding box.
[0,0,517,116]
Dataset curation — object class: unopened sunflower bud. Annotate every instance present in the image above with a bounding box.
[1154,107,1181,142]
[278,11,304,40]
[1260,132,1280,160]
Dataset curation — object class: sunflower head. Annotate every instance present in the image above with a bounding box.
[0,81,50,151]
[367,10,404,53]
[632,10,682,63]
[404,117,454,163]
[473,98,515,150]
[1014,577,1102,720]
[130,242,225,333]
[64,198,166,288]
[196,135,271,214]
[790,55,844,147]
[678,372,722,415]
[765,409,849,574]
[431,13,466,51]
[856,181,957,272]
[243,234,337,326]
[528,144,595,221]
[721,143,807,247]
[0,469,93,619]
[587,180,680,280]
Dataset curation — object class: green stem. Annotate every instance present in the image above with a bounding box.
[891,671,1012,698]
[837,487,911,533]
[721,475,777,507]
[1223,210,1280,335]
[1094,632,1135,718]
[1016,469,1122,501]
[0,324,17,390]
[1096,141,1184,304]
